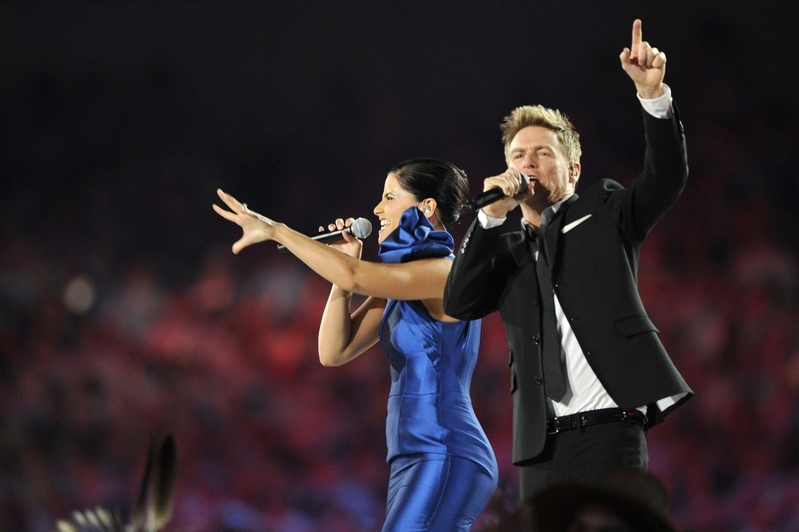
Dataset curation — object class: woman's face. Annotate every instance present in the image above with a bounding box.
[373,172,421,243]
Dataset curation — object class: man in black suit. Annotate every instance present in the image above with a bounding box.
[444,20,693,498]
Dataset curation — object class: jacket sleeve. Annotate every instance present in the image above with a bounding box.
[606,104,689,242]
[444,218,507,320]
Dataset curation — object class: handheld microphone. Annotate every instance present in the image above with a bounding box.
[277,217,373,253]
[460,173,530,214]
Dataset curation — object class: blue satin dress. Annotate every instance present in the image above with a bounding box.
[378,208,498,532]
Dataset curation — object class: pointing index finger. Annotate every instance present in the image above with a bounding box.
[631,19,642,51]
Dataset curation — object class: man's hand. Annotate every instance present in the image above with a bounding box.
[480,169,530,219]
[620,19,666,99]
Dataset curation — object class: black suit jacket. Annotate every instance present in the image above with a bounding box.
[444,108,693,465]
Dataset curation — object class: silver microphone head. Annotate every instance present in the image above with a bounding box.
[350,217,373,239]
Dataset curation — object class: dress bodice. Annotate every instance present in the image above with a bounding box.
[380,298,495,475]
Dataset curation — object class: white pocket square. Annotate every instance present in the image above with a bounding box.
[562,214,593,233]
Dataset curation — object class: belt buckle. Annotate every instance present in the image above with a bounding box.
[547,415,577,434]
[547,417,561,434]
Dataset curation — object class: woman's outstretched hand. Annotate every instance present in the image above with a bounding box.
[213,189,279,254]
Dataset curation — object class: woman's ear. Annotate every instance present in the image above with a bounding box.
[420,199,437,217]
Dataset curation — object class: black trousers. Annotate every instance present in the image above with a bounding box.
[519,421,648,499]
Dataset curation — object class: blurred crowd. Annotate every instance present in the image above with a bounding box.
[3,11,799,532]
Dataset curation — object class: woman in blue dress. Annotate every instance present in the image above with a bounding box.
[214,158,498,531]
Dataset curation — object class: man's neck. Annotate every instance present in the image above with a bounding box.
[520,204,543,230]
[521,194,574,229]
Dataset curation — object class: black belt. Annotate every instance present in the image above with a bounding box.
[547,408,647,434]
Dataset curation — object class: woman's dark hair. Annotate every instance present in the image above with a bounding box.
[389,157,470,230]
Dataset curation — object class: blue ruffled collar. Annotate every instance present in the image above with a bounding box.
[378,207,454,264]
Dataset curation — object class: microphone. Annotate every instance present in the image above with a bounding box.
[277,217,373,253]
[460,173,530,214]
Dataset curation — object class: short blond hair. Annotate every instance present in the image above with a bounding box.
[500,105,582,164]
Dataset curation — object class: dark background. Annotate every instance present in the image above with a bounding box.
[2,2,799,531]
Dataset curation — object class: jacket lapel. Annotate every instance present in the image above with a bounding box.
[508,231,530,266]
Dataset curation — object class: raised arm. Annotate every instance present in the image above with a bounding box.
[611,20,687,239]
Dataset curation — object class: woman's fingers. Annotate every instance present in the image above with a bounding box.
[216,189,244,212]
[231,237,249,255]
[326,217,355,231]
[212,203,239,222]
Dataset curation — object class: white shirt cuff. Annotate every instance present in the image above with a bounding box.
[637,84,673,119]
[477,210,506,229]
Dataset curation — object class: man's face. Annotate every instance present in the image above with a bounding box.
[506,125,580,209]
